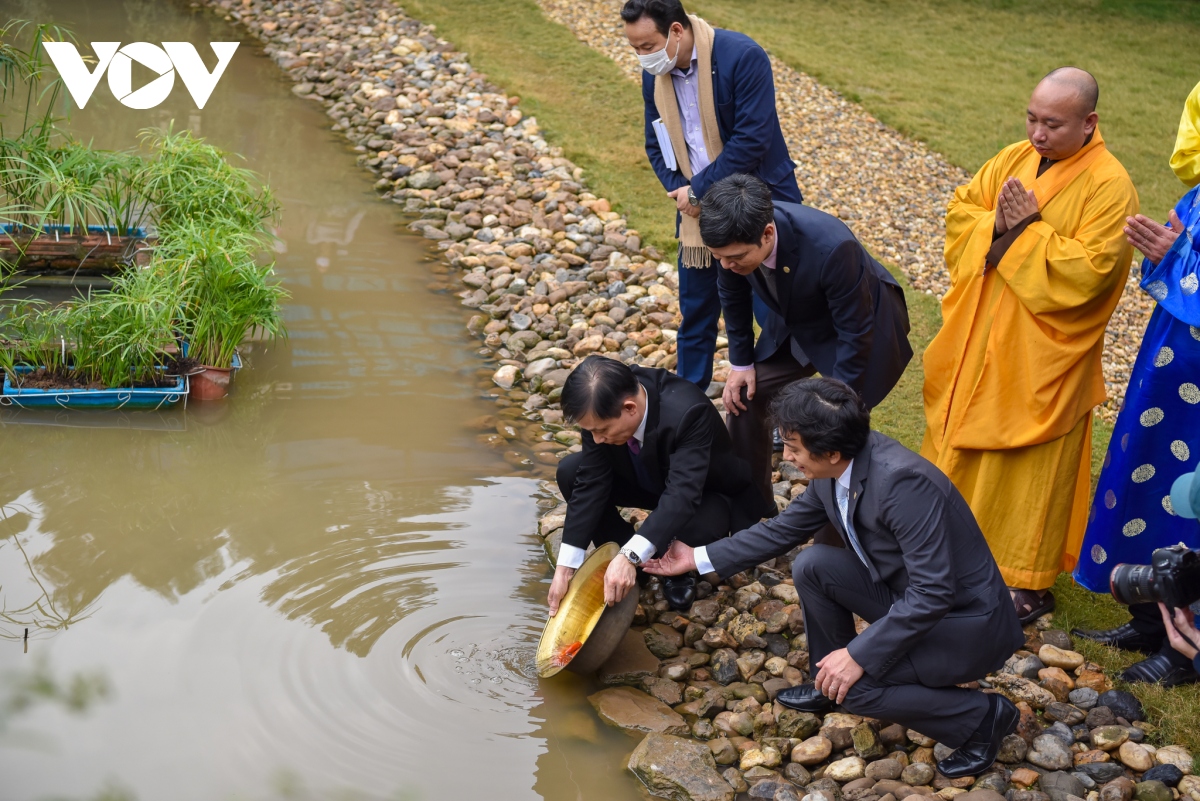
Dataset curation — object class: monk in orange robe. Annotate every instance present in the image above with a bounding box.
[922,67,1139,623]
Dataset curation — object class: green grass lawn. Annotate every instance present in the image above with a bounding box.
[404,0,1197,748]
[404,0,680,256]
[689,0,1200,222]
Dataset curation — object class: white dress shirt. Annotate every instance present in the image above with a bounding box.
[694,460,866,575]
[557,388,655,570]
[669,48,711,175]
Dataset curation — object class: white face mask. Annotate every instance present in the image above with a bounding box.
[637,27,680,76]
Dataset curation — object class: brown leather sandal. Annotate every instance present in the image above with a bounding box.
[1011,588,1056,625]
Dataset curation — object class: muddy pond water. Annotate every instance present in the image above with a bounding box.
[0,2,645,799]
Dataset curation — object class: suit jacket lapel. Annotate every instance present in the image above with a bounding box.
[846,436,873,528]
[639,374,663,490]
[749,269,783,316]
[820,479,845,537]
[773,208,801,314]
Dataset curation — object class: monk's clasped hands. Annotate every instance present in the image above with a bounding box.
[995,177,1039,233]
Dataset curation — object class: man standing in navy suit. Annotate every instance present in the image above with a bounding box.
[622,0,801,390]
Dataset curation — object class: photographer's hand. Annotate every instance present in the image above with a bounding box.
[814,648,864,704]
[1159,602,1200,660]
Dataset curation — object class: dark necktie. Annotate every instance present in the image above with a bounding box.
[759,267,811,367]
[627,438,653,490]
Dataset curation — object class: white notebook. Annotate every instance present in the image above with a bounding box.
[651,118,678,171]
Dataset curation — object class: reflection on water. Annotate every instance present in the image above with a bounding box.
[0,0,645,799]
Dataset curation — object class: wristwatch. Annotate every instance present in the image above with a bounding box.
[619,546,643,566]
[687,186,699,206]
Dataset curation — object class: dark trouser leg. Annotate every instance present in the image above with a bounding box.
[557,452,733,556]
[727,347,815,507]
[675,493,732,549]
[675,259,719,389]
[1130,602,1197,670]
[557,452,654,547]
[793,544,989,746]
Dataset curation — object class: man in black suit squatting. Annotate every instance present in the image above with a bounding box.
[644,378,1025,779]
[548,356,766,614]
[702,173,913,508]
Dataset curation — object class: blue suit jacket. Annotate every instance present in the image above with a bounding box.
[718,202,913,408]
[641,28,800,205]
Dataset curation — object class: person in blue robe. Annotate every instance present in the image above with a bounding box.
[1072,183,1200,687]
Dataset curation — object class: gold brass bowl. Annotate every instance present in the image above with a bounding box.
[536,542,639,678]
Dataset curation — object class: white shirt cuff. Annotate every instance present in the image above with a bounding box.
[557,543,586,569]
[729,363,753,371]
[623,534,657,564]
[694,545,715,575]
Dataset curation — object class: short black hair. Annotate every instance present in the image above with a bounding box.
[620,0,691,35]
[561,355,641,423]
[769,377,870,459]
[699,174,774,249]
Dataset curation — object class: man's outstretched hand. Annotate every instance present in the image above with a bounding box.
[814,648,864,704]
[642,540,697,576]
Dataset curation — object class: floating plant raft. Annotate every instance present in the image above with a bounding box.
[1,367,187,410]
[1,225,154,276]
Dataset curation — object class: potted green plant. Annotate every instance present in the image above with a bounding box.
[138,128,285,400]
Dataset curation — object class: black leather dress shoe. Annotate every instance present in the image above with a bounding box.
[775,683,836,714]
[662,574,696,611]
[1071,622,1161,654]
[936,693,1019,779]
[1121,651,1200,687]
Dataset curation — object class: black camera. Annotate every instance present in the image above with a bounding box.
[1110,544,1200,608]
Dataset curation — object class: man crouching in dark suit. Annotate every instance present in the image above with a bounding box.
[549,356,769,616]
[643,377,1025,779]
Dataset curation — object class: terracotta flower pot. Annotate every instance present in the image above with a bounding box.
[188,365,233,400]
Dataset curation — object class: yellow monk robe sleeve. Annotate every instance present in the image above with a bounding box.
[992,174,1138,323]
[1171,79,1200,188]
[944,151,1007,286]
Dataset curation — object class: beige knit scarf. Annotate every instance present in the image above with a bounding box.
[654,15,721,269]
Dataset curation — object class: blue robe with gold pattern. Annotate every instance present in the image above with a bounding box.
[1076,186,1200,591]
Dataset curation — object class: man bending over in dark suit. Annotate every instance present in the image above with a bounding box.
[549,356,767,615]
[644,377,1025,779]
[702,173,913,508]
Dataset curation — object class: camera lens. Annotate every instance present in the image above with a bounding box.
[1110,563,1161,605]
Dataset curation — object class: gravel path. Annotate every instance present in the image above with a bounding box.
[537,0,1157,419]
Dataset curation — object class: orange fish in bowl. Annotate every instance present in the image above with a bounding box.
[551,640,584,668]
